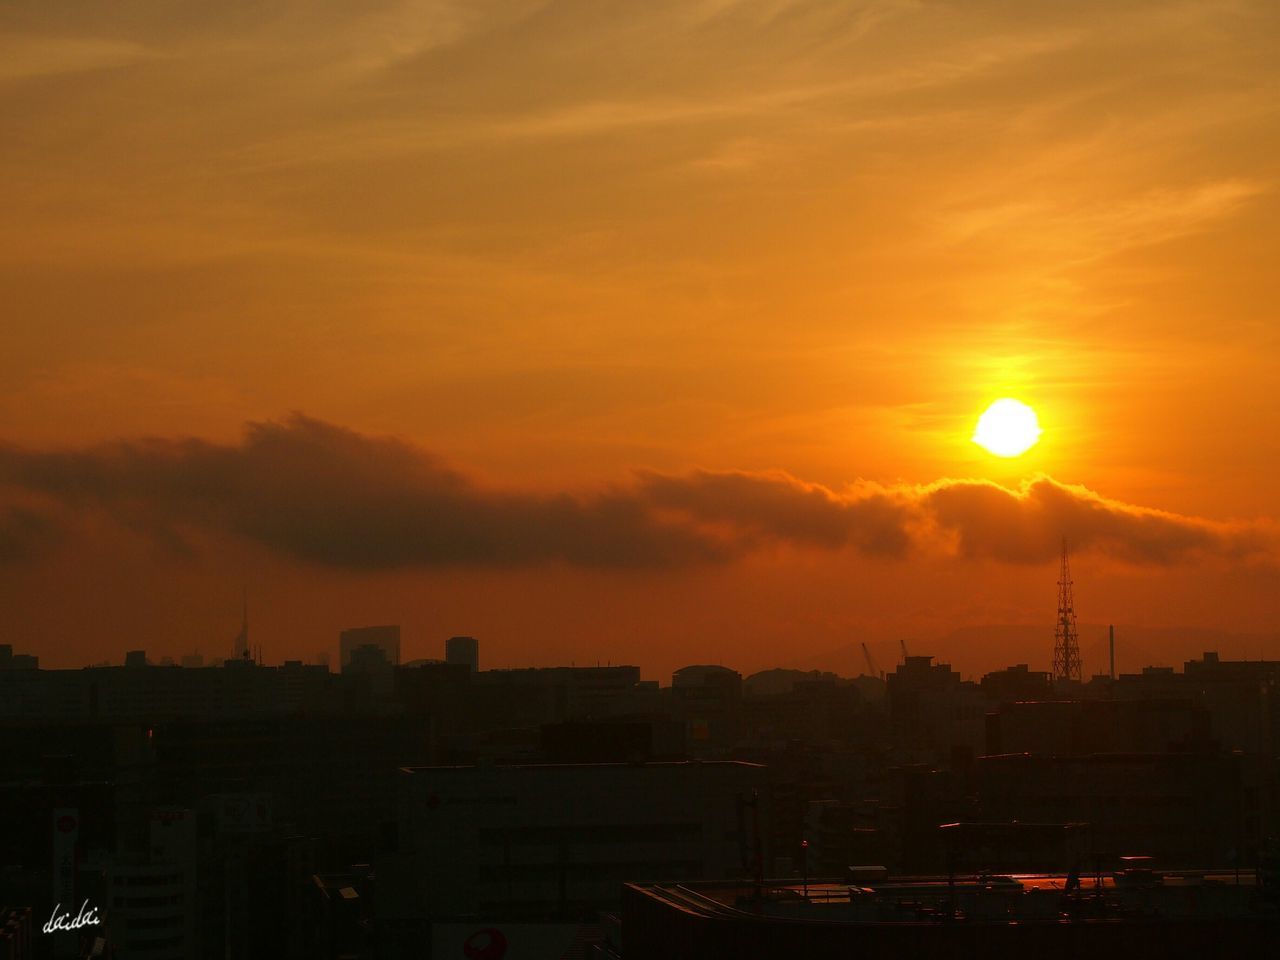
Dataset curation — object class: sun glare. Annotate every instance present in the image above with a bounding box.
[972,398,1041,457]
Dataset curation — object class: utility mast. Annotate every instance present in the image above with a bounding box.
[233,588,249,661]
[1052,539,1082,682]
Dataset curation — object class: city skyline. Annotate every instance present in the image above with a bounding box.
[4,5,1279,957]
[5,612,1277,684]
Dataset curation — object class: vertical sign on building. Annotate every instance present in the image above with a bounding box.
[51,808,78,958]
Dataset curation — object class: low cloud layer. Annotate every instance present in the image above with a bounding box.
[0,506,57,564]
[0,415,1270,570]
[919,477,1268,565]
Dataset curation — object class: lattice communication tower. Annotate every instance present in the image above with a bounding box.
[1052,539,1082,682]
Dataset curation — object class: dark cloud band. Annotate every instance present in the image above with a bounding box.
[0,415,1270,570]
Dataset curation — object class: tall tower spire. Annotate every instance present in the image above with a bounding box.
[233,587,249,660]
[1052,538,1082,682]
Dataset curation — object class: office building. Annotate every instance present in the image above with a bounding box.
[445,636,479,673]
[339,626,400,670]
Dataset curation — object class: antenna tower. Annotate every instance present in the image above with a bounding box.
[234,588,249,660]
[1052,539,1082,682]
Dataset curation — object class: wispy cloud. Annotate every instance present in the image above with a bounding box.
[942,179,1267,257]
[0,35,156,82]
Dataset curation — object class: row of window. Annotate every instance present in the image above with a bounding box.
[113,873,183,886]
[476,860,703,881]
[113,894,184,908]
[123,915,184,931]
[477,823,703,845]
[123,933,186,953]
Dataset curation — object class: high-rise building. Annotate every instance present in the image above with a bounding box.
[389,760,766,919]
[445,636,479,673]
[339,625,400,669]
[102,809,199,960]
[232,594,249,661]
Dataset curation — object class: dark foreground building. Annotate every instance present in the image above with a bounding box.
[615,870,1278,960]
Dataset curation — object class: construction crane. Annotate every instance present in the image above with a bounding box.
[899,638,910,663]
[861,642,884,681]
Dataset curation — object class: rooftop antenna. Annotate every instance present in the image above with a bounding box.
[1052,539,1082,682]
[1109,624,1115,680]
[234,586,250,661]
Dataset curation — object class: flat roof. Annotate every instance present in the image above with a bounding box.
[400,759,766,773]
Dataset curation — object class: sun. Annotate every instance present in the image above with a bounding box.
[973,398,1041,457]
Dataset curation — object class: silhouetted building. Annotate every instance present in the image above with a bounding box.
[742,675,865,746]
[976,751,1256,867]
[980,663,1053,703]
[887,656,985,759]
[445,635,479,673]
[1181,651,1280,755]
[0,660,339,722]
[471,665,647,729]
[383,761,767,922]
[5,637,1277,960]
[393,661,473,744]
[618,873,1278,960]
[540,718,686,763]
[672,665,743,755]
[0,644,37,670]
[338,626,400,670]
[984,698,1212,756]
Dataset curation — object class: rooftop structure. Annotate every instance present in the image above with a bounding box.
[619,869,1275,960]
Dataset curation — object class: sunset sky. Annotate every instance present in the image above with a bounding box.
[2,1,1278,677]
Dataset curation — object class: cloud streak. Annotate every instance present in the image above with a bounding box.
[0,415,1271,570]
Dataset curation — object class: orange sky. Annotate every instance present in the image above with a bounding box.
[2,1,1278,678]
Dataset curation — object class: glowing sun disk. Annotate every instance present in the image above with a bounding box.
[973,398,1041,457]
